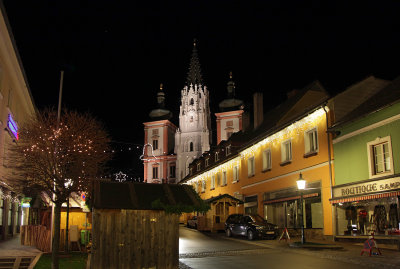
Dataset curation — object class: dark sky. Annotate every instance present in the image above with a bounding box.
[3,0,400,175]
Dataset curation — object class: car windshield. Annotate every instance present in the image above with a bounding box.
[250,215,266,223]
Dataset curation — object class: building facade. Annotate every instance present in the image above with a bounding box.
[330,77,400,239]
[0,4,36,240]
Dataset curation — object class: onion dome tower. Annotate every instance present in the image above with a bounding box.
[175,40,211,182]
[215,72,246,144]
[143,84,177,184]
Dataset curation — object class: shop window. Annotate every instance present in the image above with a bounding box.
[262,148,272,171]
[247,156,255,177]
[211,175,215,190]
[304,128,318,156]
[367,136,394,178]
[233,165,239,183]
[281,139,292,165]
[222,170,227,186]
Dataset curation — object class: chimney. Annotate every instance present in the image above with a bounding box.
[253,92,263,129]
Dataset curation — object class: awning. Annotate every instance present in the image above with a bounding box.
[330,191,400,204]
[263,193,319,204]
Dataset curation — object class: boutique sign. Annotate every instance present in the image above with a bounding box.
[333,177,400,198]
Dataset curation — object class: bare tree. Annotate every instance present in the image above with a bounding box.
[6,109,111,269]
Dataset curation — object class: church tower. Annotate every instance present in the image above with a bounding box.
[143,84,177,183]
[215,72,246,144]
[175,41,211,182]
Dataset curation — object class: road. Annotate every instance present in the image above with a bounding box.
[179,226,366,269]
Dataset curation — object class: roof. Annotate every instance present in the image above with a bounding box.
[331,75,400,129]
[330,76,390,123]
[205,194,243,204]
[93,180,202,210]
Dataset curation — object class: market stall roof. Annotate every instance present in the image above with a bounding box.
[93,180,202,210]
[205,194,243,204]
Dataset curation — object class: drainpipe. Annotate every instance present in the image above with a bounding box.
[323,105,336,241]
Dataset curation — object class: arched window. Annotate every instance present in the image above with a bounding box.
[190,142,194,152]
[190,98,194,105]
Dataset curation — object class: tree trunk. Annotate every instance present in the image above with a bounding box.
[52,202,62,269]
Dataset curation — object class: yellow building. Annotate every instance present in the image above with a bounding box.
[0,4,36,240]
[182,81,336,240]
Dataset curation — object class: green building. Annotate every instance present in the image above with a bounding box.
[330,76,400,241]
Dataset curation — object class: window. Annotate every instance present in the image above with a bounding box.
[190,98,194,105]
[205,158,209,167]
[262,148,272,171]
[169,165,176,178]
[197,163,201,171]
[226,145,231,156]
[215,152,219,162]
[153,139,158,150]
[189,168,193,175]
[217,172,221,186]
[195,182,199,193]
[233,165,239,182]
[211,175,215,189]
[222,170,227,186]
[152,167,158,179]
[305,128,318,155]
[281,139,292,164]
[367,136,394,178]
[201,180,206,192]
[190,142,194,152]
[227,131,233,139]
[226,120,233,127]
[248,156,255,177]
[152,129,159,135]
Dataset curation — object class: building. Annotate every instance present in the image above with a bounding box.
[143,84,177,183]
[0,3,36,240]
[183,81,336,240]
[329,76,400,243]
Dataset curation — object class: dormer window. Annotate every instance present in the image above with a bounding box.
[215,152,219,162]
[205,158,209,167]
[226,145,231,156]
[197,163,201,171]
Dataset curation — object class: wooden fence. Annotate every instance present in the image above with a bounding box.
[91,209,179,269]
[20,225,51,252]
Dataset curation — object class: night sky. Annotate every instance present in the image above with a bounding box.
[3,0,400,176]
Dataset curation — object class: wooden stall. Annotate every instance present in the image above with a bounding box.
[90,181,203,269]
[198,194,243,232]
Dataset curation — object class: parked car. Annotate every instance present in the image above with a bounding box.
[187,216,198,229]
[225,214,278,240]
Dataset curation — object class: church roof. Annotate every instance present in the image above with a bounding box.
[186,40,203,86]
[149,83,173,120]
[219,72,244,111]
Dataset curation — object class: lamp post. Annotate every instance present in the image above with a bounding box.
[296,173,306,244]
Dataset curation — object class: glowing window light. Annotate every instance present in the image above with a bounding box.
[7,114,18,140]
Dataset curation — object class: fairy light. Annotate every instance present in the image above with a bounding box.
[184,107,328,188]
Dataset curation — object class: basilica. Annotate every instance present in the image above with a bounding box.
[142,41,245,183]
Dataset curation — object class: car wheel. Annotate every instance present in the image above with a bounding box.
[226,228,232,237]
[247,230,254,240]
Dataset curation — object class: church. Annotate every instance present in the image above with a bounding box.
[142,41,246,184]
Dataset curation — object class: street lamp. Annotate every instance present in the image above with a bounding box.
[296,173,306,244]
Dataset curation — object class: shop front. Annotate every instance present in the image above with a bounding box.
[263,181,324,239]
[331,176,400,248]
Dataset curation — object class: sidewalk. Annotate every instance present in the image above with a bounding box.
[234,236,400,269]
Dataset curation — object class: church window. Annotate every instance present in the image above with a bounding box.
[169,164,176,178]
[152,167,158,179]
[190,98,194,105]
[190,116,193,122]
[199,92,201,98]
[153,139,158,150]
[152,129,159,135]
[226,121,233,127]
[190,142,194,152]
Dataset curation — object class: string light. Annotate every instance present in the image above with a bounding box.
[184,107,328,187]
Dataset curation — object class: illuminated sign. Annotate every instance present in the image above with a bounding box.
[7,114,18,140]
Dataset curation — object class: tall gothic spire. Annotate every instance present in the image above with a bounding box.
[186,39,203,86]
